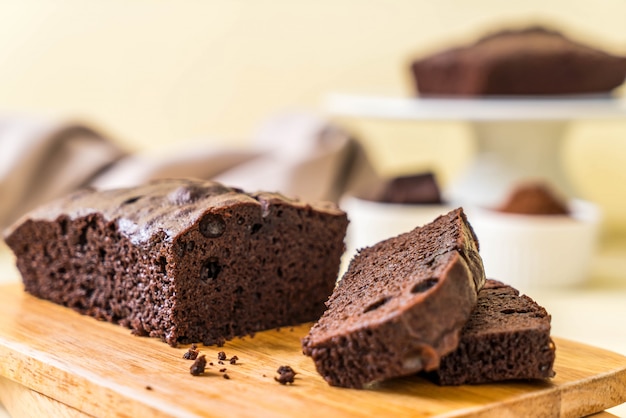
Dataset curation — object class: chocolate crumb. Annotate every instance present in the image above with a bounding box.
[190,355,207,376]
[275,365,296,385]
[183,343,199,360]
[229,355,239,365]
[209,362,214,366]
[223,374,230,380]
[218,360,224,365]
[145,385,153,391]
[217,351,227,361]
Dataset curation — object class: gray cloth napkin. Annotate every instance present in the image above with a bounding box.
[0,117,125,229]
[0,112,370,231]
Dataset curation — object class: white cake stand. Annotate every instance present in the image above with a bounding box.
[326,93,626,207]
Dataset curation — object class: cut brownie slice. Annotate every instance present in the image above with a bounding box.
[373,172,443,205]
[4,179,348,346]
[431,279,556,385]
[302,208,486,388]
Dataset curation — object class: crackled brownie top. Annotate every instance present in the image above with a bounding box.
[5,178,344,244]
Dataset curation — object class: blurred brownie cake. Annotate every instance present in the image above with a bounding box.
[431,279,556,385]
[302,208,486,388]
[370,172,443,205]
[496,182,569,215]
[4,179,348,346]
[411,26,626,96]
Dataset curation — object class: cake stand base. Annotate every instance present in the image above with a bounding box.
[445,120,571,207]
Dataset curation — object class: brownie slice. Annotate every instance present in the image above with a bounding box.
[496,182,569,215]
[370,172,443,205]
[431,279,556,385]
[411,26,626,96]
[302,208,486,388]
[4,179,348,346]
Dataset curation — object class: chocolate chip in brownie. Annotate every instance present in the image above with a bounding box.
[200,258,221,281]
[199,213,226,238]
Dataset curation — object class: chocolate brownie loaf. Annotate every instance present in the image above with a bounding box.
[302,208,486,388]
[4,179,348,346]
[431,279,556,385]
[411,26,626,96]
[496,182,569,215]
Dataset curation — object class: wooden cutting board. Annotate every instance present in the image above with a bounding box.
[1,283,625,418]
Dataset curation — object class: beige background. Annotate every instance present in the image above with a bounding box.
[1,0,626,230]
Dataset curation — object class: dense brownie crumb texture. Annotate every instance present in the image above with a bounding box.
[4,178,348,347]
[302,208,486,388]
[432,279,556,385]
[411,26,626,96]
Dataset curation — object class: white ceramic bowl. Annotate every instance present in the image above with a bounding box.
[466,200,601,293]
[340,195,453,266]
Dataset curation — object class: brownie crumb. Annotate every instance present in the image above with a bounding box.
[183,343,199,360]
[218,361,224,365]
[190,355,207,376]
[275,365,296,385]
[145,385,153,391]
[229,355,239,365]
[223,373,230,380]
[217,351,227,361]
[209,362,214,366]
[219,368,227,373]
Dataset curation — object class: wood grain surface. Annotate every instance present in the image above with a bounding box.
[0,283,625,418]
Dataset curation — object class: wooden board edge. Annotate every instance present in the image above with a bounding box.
[0,343,183,418]
[0,375,93,418]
